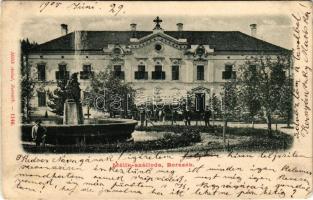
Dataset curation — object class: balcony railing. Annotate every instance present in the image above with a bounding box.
[222,71,236,80]
[152,71,165,80]
[135,71,148,80]
[80,71,94,80]
[114,71,125,80]
[56,71,70,80]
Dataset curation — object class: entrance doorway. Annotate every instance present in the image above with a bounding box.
[195,93,205,112]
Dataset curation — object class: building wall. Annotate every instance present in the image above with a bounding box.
[28,41,281,117]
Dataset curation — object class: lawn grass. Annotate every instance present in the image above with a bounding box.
[23,125,293,153]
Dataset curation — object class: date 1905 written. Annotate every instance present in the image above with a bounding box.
[39,1,125,16]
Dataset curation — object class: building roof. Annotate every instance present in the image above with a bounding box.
[31,30,289,53]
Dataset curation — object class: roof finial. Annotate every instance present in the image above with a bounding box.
[153,16,163,30]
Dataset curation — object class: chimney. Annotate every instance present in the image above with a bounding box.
[250,24,257,37]
[130,23,137,31]
[61,24,68,35]
[130,23,137,39]
[177,23,183,31]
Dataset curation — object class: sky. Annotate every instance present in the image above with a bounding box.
[21,15,292,49]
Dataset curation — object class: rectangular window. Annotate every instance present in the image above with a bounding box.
[222,64,236,80]
[172,65,179,80]
[138,65,145,72]
[56,64,69,80]
[249,64,257,77]
[152,65,165,80]
[80,65,93,80]
[114,65,122,72]
[195,93,205,112]
[37,64,46,81]
[83,65,91,72]
[155,65,162,72]
[197,65,204,80]
[38,91,46,107]
[225,65,233,71]
[135,65,148,80]
[249,64,256,71]
[113,65,124,80]
[59,64,66,72]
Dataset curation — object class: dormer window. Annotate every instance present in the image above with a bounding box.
[113,48,122,55]
[196,46,205,56]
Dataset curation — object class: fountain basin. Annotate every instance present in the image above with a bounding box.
[21,118,138,145]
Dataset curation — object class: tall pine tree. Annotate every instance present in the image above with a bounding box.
[21,39,37,122]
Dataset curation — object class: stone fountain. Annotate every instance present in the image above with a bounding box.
[21,74,137,145]
[21,30,137,146]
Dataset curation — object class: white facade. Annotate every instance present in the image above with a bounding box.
[27,20,288,116]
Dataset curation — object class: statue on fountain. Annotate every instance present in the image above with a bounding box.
[63,73,84,124]
[66,73,81,102]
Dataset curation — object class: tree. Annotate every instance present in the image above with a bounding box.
[221,78,239,148]
[89,68,135,118]
[20,39,37,122]
[278,76,293,127]
[47,80,68,116]
[209,93,222,120]
[237,63,261,127]
[238,55,291,136]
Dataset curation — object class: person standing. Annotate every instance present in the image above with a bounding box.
[204,107,212,127]
[158,109,165,124]
[183,108,191,126]
[139,109,146,127]
[31,119,47,147]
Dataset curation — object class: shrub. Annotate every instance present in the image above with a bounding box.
[155,128,201,148]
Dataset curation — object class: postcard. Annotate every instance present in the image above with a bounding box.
[1,1,312,199]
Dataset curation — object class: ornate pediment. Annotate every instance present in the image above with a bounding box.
[191,86,211,93]
[170,58,182,65]
[103,44,131,56]
[109,57,124,66]
[58,61,67,65]
[128,32,188,50]
[185,45,214,60]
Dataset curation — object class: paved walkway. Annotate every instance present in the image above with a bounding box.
[138,120,294,135]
